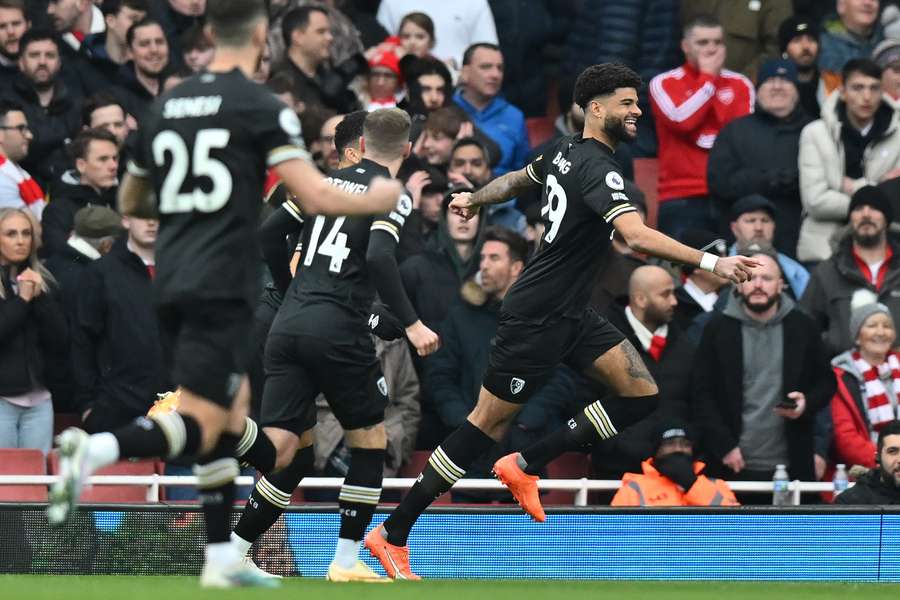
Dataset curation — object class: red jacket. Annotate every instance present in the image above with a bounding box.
[831,366,877,469]
[611,459,739,507]
[650,62,754,202]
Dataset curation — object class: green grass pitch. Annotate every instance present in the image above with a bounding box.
[4,576,900,600]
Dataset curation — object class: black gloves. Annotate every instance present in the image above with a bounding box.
[654,452,697,490]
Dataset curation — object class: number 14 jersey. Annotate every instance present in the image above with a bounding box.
[502,134,636,322]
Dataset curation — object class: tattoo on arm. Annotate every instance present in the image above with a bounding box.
[620,340,656,386]
[471,168,537,207]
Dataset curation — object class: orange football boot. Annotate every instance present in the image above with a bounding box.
[364,525,421,580]
[493,453,546,522]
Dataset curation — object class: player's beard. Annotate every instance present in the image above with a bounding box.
[603,114,635,143]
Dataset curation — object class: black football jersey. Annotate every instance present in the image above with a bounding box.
[128,69,310,306]
[502,134,636,321]
[272,159,413,331]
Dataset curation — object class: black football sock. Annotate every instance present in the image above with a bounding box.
[519,395,659,475]
[383,421,495,546]
[194,433,240,545]
[232,445,314,549]
[113,412,202,459]
[234,417,276,473]
[338,448,385,541]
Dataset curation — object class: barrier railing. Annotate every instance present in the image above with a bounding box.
[0,475,844,505]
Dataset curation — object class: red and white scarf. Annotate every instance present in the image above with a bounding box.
[0,155,45,220]
[853,351,900,442]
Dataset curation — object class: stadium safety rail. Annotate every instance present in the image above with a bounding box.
[0,475,844,505]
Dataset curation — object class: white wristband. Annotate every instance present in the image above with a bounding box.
[700,252,718,273]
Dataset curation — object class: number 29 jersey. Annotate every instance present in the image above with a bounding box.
[128,69,310,307]
[501,134,637,322]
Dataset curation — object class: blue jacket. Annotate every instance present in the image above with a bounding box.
[453,90,530,176]
[729,243,810,300]
[818,17,884,74]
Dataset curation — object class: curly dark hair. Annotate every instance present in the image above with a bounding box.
[573,63,643,110]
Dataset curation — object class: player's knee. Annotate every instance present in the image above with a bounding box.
[344,422,386,449]
[271,428,311,470]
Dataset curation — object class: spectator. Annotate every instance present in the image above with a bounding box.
[708,59,811,258]
[403,166,446,250]
[727,195,810,299]
[306,109,341,173]
[267,0,367,70]
[693,252,834,497]
[424,227,576,488]
[453,42,530,176]
[151,0,204,61]
[798,59,900,264]
[597,267,698,480]
[650,14,754,240]
[73,213,163,432]
[81,92,129,148]
[253,40,271,85]
[803,186,900,357]
[0,101,45,221]
[780,15,825,119]
[873,39,900,109]
[364,48,402,110]
[819,0,883,94]
[417,106,467,171]
[681,0,793,80]
[180,22,213,73]
[266,71,305,116]
[0,207,66,454]
[835,419,900,504]
[672,229,728,336]
[3,29,83,187]
[276,5,359,115]
[41,128,118,258]
[396,12,434,60]
[47,0,104,53]
[0,0,28,89]
[376,0,498,71]
[611,420,739,507]
[114,18,170,122]
[82,0,148,77]
[400,56,452,120]
[831,295,899,471]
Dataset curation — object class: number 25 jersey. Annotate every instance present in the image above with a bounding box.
[128,69,310,307]
[501,134,636,322]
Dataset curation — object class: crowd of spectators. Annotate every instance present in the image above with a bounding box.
[2,0,900,505]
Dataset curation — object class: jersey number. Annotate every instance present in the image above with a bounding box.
[541,174,567,243]
[304,215,350,273]
[152,129,233,213]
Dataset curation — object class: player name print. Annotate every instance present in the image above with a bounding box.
[162,96,223,119]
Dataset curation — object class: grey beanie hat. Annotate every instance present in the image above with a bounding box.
[849,289,894,343]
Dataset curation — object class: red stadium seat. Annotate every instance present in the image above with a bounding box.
[542,452,591,506]
[633,158,659,228]
[48,453,160,503]
[526,117,555,148]
[399,451,451,504]
[0,448,48,501]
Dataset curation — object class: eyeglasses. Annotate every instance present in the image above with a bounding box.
[0,124,30,133]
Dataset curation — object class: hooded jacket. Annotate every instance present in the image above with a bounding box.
[798,91,900,262]
[834,467,900,505]
[611,459,739,507]
[453,90,531,177]
[41,170,117,259]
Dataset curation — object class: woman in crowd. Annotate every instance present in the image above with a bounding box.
[831,294,900,469]
[0,208,67,454]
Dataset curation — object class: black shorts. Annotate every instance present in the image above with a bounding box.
[261,327,387,434]
[157,299,254,409]
[483,308,625,404]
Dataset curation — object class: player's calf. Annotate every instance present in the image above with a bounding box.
[333,447,385,569]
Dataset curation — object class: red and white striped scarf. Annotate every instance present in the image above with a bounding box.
[853,351,900,443]
[0,155,45,220]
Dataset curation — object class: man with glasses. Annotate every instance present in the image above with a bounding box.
[0,99,44,220]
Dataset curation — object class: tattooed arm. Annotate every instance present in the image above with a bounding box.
[447,167,538,220]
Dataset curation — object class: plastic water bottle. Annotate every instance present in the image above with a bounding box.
[833,464,849,497]
[772,464,791,505]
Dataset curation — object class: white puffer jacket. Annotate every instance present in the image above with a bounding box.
[798,91,900,262]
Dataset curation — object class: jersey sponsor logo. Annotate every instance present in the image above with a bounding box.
[162,95,222,119]
[510,377,526,395]
[605,171,625,190]
[396,194,413,216]
[551,151,571,174]
[716,87,734,105]
[377,376,388,397]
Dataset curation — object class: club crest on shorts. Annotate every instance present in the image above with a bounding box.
[377,376,388,397]
[510,377,526,395]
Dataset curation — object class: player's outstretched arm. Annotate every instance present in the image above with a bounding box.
[117,172,158,218]
[449,166,538,220]
[274,159,402,217]
[612,212,759,284]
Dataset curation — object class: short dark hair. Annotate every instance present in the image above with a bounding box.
[423,105,467,138]
[299,105,336,149]
[451,137,488,160]
[683,13,721,38]
[462,42,501,66]
[100,0,148,17]
[0,99,24,124]
[842,57,882,83]
[82,91,125,127]
[0,0,26,14]
[126,17,163,48]
[282,4,329,48]
[334,110,367,154]
[398,12,434,41]
[206,0,268,48]
[18,28,59,55]
[573,63,643,110]
[483,226,528,265]
[70,128,119,161]
[878,420,900,454]
[180,23,211,53]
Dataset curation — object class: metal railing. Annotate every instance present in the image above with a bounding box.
[0,475,846,505]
